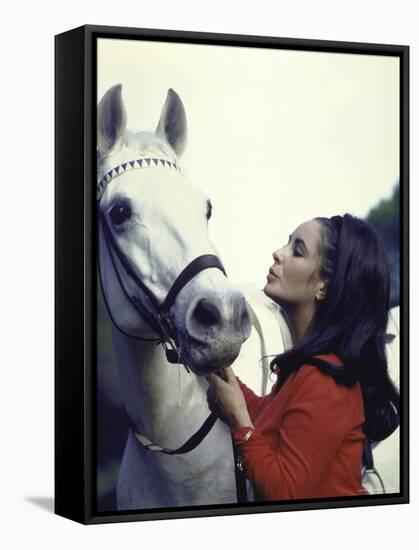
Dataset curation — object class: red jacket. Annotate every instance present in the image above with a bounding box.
[232,354,368,500]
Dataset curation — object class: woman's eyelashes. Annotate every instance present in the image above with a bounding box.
[284,235,303,257]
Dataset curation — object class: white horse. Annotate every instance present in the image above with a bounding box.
[97,84,400,509]
[97,84,291,509]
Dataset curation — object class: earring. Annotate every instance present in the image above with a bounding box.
[316,290,326,301]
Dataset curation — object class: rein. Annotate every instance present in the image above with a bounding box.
[125,406,218,456]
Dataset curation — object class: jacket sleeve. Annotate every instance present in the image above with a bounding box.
[236,376,274,421]
[233,365,361,500]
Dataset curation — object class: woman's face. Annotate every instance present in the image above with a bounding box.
[264,219,326,310]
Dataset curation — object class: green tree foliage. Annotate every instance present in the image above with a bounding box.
[367,184,399,247]
[366,182,400,307]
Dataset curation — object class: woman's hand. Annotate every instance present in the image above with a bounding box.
[206,367,254,430]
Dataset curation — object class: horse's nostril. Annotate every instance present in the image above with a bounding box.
[193,299,221,328]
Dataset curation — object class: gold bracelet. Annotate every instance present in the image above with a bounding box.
[241,428,255,445]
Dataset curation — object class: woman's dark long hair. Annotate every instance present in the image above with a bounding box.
[270,214,399,443]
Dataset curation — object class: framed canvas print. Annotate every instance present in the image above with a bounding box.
[55,25,409,524]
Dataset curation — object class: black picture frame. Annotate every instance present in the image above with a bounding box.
[55,24,409,525]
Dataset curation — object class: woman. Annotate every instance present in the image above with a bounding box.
[206,214,399,501]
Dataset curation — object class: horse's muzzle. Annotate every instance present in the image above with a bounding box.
[179,291,252,375]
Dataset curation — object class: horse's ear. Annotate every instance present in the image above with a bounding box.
[156,89,187,156]
[97,84,127,156]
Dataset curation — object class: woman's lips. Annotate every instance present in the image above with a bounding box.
[267,267,279,280]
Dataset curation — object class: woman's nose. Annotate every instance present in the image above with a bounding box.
[273,249,283,263]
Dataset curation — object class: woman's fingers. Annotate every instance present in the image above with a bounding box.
[205,367,246,428]
[207,368,235,385]
[223,366,236,383]
[206,372,226,388]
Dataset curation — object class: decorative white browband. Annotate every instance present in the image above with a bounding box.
[97,157,181,201]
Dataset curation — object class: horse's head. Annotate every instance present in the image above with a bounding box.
[97,84,251,375]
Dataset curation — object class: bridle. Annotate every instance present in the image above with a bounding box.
[97,157,249,502]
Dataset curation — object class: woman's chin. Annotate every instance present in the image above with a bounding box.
[263,282,276,299]
[263,285,284,308]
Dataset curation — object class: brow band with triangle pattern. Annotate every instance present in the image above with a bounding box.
[97,157,181,201]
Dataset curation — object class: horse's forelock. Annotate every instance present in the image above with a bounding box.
[124,130,177,160]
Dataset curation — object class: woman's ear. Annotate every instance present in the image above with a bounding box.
[316,281,327,301]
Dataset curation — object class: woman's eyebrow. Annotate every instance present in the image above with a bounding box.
[294,237,308,254]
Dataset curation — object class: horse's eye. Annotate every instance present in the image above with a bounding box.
[109,201,131,226]
[206,200,212,220]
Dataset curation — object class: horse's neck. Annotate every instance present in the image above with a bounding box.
[111,327,208,448]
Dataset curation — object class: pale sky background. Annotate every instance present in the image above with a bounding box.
[97,38,399,288]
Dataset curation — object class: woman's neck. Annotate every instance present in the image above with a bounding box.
[283,302,316,345]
